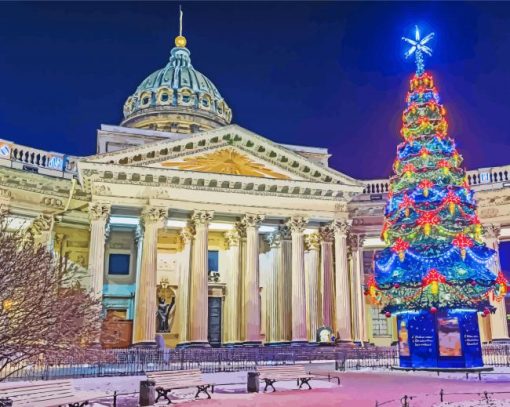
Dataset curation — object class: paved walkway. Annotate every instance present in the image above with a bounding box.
[73,368,510,406]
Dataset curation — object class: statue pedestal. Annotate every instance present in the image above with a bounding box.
[397,309,483,368]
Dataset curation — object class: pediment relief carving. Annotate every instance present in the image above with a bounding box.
[159,148,291,180]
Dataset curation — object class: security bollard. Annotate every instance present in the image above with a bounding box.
[139,380,156,406]
[247,371,260,393]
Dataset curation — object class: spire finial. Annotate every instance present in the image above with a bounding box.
[402,25,435,75]
[175,5,187,48]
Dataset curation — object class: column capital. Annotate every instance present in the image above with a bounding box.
[305,233,321,251]
[319,225,335,243]
[266,231,282,248]
[331,219,351,237]
[180,226,195,244]
[483,223,501,240]
[348,233,365,251]
[286,215,308,234]
[241,213,265,229]
[141,206,168,225]
[89,202,111,222]
[224,228,241,247]
[191,210,214,226]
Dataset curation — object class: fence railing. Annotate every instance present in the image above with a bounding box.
[2,344,510,382]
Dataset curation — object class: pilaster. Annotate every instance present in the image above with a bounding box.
[484,224,509,340]
[87,202,110,298]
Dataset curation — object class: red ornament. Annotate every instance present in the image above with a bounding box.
[483,308,490,316]
[430,307,438,314]
[399,194,415,217]
[470,280,477,287]
[393,283,401,289]
[391,238,410,261]
[452,233,474,260]
[418,179,434,197]
[385,312,392,318]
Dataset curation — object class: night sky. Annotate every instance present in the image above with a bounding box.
[0,2,509,180]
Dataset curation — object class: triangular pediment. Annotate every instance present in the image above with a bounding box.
[82,124,362,186]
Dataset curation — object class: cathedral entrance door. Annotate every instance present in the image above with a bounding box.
[207,297,222,347]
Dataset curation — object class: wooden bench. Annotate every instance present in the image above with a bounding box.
[256,365,316,392]
[0,379,109,407]
[146,369,213,404]
[307,369,341,385]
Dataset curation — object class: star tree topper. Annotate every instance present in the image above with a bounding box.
[402,26,435,75]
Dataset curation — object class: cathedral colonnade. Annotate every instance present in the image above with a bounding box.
[83,204,373,347]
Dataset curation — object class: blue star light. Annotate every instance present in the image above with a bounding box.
[402,26,435,75]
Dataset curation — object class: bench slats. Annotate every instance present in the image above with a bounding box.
[0,380,108,407]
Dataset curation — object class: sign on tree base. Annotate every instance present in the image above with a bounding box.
[397,309,483,368]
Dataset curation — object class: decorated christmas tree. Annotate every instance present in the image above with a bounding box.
[366,27,507,368]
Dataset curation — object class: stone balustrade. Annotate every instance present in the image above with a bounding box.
[0,138,78,178]
[362,164,510,196]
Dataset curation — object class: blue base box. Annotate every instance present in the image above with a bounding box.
[397,309,483,369]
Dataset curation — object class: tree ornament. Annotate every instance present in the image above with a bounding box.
[385,311,392,318]
[483,308,490,316]
[392,238,410,262]
[422,269,446,295]
[470,280,477,287]
[394,283,401,289]
[430,306,438,314]
[419,179,434,197]
[452,233,474,261]
[417,212,440,236]
[402,163,416,179]
[399,194,415,218]
[437,159,450,175]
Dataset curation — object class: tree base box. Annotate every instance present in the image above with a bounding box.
[397,309,483,368]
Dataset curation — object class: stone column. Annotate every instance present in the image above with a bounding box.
[189,210,214,346]
[305,233,321,342]
[279,227,292,342]
[319,225,335,328]
[287,216,308,343]
[87,203,110,298]
[332,220,352,341]
[484,224,509,340]
[133,206,167,345]
[242,214,264,344]
[177,226,193,346]
[265,232,281,344]
[349,233,367,343]
[223,227,242,345]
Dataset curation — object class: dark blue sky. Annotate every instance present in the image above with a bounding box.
[0,2,509,179]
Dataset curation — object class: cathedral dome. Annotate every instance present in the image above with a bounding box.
[121,36,232,134]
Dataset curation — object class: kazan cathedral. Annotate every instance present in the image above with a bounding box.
[1,31,509,349]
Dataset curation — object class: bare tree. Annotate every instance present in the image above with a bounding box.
[0,217,104,380]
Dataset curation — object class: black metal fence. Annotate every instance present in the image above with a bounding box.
[0,346,342,381]
[2,344,510,382]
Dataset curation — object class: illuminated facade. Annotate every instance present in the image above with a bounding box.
[0,33,509,348]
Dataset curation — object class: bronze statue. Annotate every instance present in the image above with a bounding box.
[156,296,175,332]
